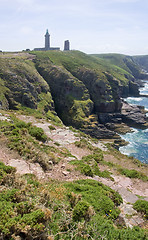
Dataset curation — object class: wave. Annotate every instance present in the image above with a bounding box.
[140,83,148,94]
[143,128,148,133]
[126,97,143,102]
[120,80,148,163]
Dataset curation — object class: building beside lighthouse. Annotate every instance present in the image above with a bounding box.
[34,29,60,51]
[64,40,70,51]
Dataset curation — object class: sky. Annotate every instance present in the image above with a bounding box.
[0,0,148,55]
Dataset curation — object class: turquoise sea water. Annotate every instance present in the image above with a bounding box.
[119,80,148,164]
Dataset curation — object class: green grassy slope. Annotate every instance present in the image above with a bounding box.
[91,53,145,79]
[34,50,131,85]
[133,55,148,72]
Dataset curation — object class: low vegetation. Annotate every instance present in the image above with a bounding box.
[0,117,61,170]
[133,200,148,219]
[118,168,148,182]
[0,163,147,240]
[70,153,113,180]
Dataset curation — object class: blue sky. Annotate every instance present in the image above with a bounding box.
[0,0,148,55]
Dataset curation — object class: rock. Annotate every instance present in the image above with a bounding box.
[129,81,139,96]
[48,161,53,165]
[98,112,122,124]
[66,157,76,162]
[62,171,69,176]
[81,122,117,139]
[114,139,128,149]
[115,215,126,227]
[121,101,147,127]
[61,164,65,169]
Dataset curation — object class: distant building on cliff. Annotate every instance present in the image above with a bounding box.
[64,40,70,51]
[34,29,60,51]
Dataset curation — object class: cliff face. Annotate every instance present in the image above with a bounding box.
[0,51,147,139]
[35,60,94,128]
[0,54,54,113]
[133,55,148,72]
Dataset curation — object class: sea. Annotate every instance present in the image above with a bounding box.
[119,80,148,164]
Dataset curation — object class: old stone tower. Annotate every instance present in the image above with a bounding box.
[45,29,50,50]
[64,40,70,51]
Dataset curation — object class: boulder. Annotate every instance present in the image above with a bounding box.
[81,122,117,139]
[121,101,147,127]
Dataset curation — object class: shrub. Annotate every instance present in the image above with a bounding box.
[65,179,122,220]
[72,200,91,221]
[15,120,30,129]
[67,192,82,208]
[118,168,148,181]
[82,153,103,163]
[48,125,56,130]
[0,188,19,202]
[70,154,113,180]
[133,200,148,219]
[0,161,16,174]
[0,161,16,184]
[28,126,47,142]
[81,164,93,177]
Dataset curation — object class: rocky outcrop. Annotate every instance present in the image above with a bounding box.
[68,68,123,114]
[121,101,147,127]
[0,56,55,113]
[35,61,94,128]
[80,120,117,139]
[98,112,122,124]
[132,55,148,73]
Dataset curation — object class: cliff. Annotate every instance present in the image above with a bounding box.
[0,51,148,240]
[0,51,147,139]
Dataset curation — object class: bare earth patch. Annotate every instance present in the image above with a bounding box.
[0,138,46,179]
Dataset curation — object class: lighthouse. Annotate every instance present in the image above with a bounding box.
[45,29,50,50]
[34,30,60,51]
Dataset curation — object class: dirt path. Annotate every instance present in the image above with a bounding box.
[0,141,46,178]
[93,175,148,228]
[0,113,147,228]
[17,115,107,160]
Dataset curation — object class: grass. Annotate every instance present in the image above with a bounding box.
[33,50,130,85]
[118,168,148,182]
[133,200,148,219]
[70,153,113,180]
[48,125,56,130]
[0,116,59,170]
[0,160,147,240]
[92,53,143,79]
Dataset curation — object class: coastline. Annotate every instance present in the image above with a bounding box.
[119,80,148,164]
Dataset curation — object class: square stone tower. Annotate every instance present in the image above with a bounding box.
[64,40,70,51]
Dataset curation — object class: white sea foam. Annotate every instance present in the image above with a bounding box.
[126,97,143,101]
[119,145,137,156]
[120,80,148,163]
[143,128,148,133]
